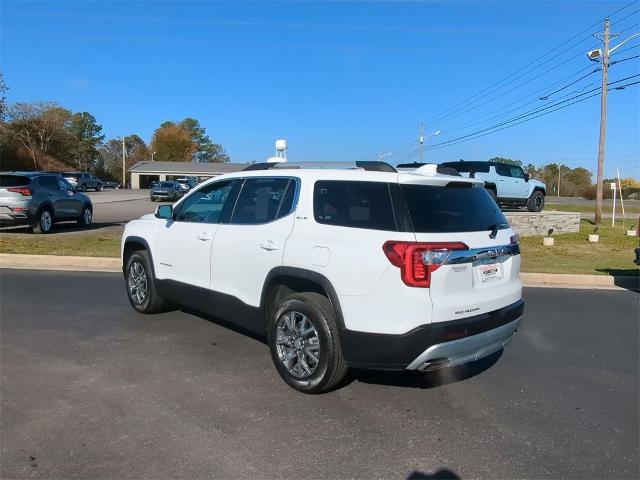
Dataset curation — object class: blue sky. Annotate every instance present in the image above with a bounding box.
[1,0,639,178]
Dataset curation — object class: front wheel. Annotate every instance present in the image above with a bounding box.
[527,190,545,212]
[125,250,170,313]
[96,184,102,192]
[268,292,348,394]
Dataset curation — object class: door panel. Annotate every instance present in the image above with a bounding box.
[211,177,297,308]
[155,179,237,289]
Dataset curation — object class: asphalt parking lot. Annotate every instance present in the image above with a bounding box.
[1,269,638,479]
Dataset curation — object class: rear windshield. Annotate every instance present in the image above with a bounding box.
[400,183,508,233]
[159,182,174,188]
[0,175,31,187]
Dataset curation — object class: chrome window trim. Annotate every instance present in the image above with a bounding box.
[445,243,520,265]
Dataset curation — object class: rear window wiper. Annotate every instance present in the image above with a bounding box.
[488,223,509,239]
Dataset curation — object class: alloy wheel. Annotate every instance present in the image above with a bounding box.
[127,261,148,306]
[275,310,321,379]
[40,211,52,232]
[83,208,92,225]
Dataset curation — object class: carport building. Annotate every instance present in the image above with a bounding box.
[129,161,249,189]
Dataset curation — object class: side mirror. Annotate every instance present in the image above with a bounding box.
[155,204,173,220]
[524,174,530,182]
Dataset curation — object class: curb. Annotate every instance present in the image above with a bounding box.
[0,254,120,273]
[0,254,638,290]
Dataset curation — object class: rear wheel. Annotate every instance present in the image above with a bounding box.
[527,190,545,212]
[79,183,87,192]
[96,184,102,192]
[268,292,348,394]
[32,208,53,234]
[77,206,92,227]
[125,250,170,313]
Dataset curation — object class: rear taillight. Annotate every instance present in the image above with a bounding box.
[7,187,32,196]
[383,241,468,288]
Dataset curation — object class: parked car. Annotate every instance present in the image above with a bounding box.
[102,181,121,190]
[440,161,546,212]
[62,172,103,192]
[0,172,93,233]
[175,177,197,192]
[122,161,524,393]
[150,181,185,202]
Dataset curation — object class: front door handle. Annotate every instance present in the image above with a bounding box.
[260,240,280,251]
[196,233,212,241]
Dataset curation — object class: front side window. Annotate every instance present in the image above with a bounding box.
[57,177,74,192]
[313,180,396,231]
[230,178,296,225]
[175,180,235,224]
[510,166,526,179]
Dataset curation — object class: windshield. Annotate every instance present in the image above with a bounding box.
[400,183,508,233]
[158,182,175,188]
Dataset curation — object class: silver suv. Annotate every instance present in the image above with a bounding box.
[0,172,93,233]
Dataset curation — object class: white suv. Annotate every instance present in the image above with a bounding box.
[121,161,524,393]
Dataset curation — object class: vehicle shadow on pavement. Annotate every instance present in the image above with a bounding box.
[407,469,461,480]
[594,268,640,292]
[180,307,268,345]
[351,350,502,390]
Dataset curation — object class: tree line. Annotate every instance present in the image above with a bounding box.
[0,74,229,182]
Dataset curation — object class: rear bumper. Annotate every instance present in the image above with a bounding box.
[406,316,521,371]
[0,209,34,225]
[339,299,524,370]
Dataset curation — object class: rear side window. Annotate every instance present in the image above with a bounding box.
[0,175,30,187]
[314,181,396,231]
[494,164,512,177]
[230,178,296,225]
[400,183,508,233]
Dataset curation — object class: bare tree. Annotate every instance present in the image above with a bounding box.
[6,102,70,170]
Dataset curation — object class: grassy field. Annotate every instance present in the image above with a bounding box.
[546,203,640,216]
[0,230,121,257]
[1,220,638,276]
[520,220,639,276]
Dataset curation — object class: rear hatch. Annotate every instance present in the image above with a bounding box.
[0,175,33,212]
[398,175,522,323]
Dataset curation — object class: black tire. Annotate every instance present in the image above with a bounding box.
[80,183,87,192]
[31,207,54,234]
[268,292,348,394]
[124,250,170,314]
[77,205,92,227]
[96,184,102,192]
[527,190,545,212]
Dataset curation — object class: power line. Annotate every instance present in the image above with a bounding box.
[424,79,640,151]
[420,1,638,126]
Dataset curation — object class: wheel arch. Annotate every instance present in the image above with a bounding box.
[122,236,156,276]
[260,267,346,334]
[532,186,546,196]
[484,182,497,192]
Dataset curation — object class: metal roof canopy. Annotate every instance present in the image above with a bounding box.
[129,161,249,174]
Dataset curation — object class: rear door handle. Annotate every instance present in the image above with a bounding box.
[196,233,212,241]
[260,241,280,251]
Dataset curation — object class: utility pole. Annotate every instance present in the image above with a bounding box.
[122,137,126,189]
[594,18,610,225]
[419,123,425,163]
[557,163,561,198]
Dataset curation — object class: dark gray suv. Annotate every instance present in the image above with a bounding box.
[62,172,102,191]
[0,172,93,233]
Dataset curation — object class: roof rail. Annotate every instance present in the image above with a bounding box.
[242,161,397,173]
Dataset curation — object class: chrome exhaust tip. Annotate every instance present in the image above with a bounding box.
[417,358,451,372]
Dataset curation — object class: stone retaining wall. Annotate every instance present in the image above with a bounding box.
[504,210,581,236]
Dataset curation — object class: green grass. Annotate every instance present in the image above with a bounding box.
[0,230,121,257]
[520,219,639,276]
[1,219,638,277]
[545,203,640,216]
